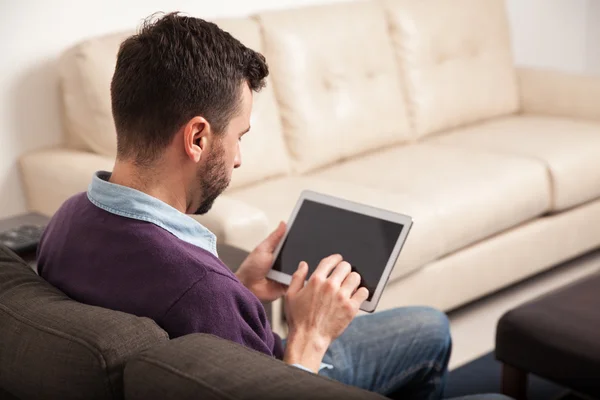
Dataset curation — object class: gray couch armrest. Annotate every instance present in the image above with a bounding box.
[124,334,385,400]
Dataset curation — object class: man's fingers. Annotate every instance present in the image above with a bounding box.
[328,261,352,286]
[258,221,287,252]
[351,287,369,306]
[287,262,308,295]
[313,254,343,279]
[340,271,361,297]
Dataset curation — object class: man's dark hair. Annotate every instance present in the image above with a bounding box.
[111,12,269,165]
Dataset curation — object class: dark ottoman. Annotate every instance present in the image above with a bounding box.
[495,274,600,399]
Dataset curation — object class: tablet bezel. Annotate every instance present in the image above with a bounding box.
[267,190,413,313]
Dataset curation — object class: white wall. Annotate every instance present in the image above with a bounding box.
[0,0,596,218]
[506,0,590,73]
[587,1,600,74]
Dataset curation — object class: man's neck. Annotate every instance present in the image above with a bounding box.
[109,160,189,213]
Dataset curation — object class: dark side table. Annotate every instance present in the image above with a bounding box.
[0,212,50,269]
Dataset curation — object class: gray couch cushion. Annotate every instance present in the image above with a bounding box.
[0,245,168,400]
[124,334,385,400]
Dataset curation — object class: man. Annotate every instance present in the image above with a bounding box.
[38,13,506,400]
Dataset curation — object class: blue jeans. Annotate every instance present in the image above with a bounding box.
[288,306,511,400]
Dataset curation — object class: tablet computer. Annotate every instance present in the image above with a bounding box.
[267,190,413,313]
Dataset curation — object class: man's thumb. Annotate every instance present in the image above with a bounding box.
[287,262,308,295]
[260,221,286,252]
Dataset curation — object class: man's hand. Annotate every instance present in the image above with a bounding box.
[283,255,369,372]
[236,221,288,303]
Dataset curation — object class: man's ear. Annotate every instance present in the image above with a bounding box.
[183,116,211,163]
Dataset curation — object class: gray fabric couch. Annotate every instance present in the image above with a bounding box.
[0,245,383,399]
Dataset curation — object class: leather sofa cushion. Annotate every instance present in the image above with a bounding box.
[257,1,412,173]
[383,0,519,138]
[59,18,290,190]
[0,246,168,400]
[314,143,550,259]
[125,334,385,400]
[429,116,600,211]
[230,176,444,280]
[377,199,600,312]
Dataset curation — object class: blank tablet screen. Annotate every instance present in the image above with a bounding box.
[272,199,405,300]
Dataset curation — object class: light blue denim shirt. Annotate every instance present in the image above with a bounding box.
[87,171,331,374]
[87,171,218,257]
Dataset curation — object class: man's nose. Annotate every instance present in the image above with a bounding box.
[234,149,242,169]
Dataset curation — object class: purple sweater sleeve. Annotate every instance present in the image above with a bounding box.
[160,270,280,357]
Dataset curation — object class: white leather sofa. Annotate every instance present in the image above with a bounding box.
[20,0,600,315]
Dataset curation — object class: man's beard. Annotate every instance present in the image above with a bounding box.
[193,143,230,215]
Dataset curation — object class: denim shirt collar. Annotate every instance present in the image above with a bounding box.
[87,171,218,257]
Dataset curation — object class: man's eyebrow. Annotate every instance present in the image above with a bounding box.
[240,126,251,135]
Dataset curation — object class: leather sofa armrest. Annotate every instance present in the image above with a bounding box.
[19,148,114,216]
[191,196,269,252]
[124,334,385,400]
[517,67,600,122]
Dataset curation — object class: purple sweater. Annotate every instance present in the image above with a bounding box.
[38,193,283,359]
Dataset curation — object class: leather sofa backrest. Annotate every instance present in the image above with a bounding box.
[383,0,519,139]
[58,0,520,179]
[257,1,413,173]
[59,31,127,155]
[0,246,168,400]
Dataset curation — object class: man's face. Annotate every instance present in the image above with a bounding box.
[193,84,252,214]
